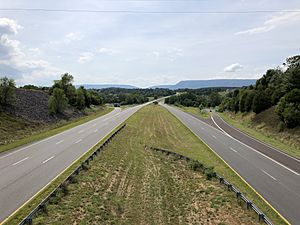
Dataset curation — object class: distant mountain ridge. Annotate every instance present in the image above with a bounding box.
[77,84,137,89]
[151,79,256,89]
[77,79,257,90]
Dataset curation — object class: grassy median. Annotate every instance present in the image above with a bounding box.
[175,105,209,118]
[31,104,283,224]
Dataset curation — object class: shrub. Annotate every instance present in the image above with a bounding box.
[204,167,216,180]
[276,89,300,128]
[189,160,204,171]
[48,88,68,115]
[0,77,16,107]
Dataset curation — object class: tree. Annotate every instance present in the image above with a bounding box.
[252,91,271,114]
[90,91,103,105]
[276,89,300,128]
[245,90,255,112]
[48,88,68,114]
[50,73,77,106]
[76,88,86,110]
[0,77,16,107]
[239,90,248,112]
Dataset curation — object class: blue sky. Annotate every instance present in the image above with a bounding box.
[0,0,300,87]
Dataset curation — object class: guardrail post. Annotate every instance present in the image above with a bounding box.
[246,201,252,209]
[259,213,265,222]
[236,192,241,199]
[25,217,32,225]
[219,177,224,184]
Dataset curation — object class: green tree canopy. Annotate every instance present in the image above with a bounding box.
[0,77,16,107]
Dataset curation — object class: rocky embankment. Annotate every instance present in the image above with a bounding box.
[6,89,58,123]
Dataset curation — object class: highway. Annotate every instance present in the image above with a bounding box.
[162,103,300,225]
[0,104,145,223]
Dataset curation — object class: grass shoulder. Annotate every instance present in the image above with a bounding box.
[174,105,209,118]
[0,106,113,154]
[219,109,300,159]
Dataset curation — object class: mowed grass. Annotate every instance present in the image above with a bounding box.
[0,106,113,154]
[175,106,209,118]
[219,109,300,159]
[34,105,266,225]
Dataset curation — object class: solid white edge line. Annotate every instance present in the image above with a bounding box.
[12,157,29,166]
[42,156,55,164]
[215,114,300,163]
[262,169,277,181]
[212,135,216,139]
[211,115,300,176]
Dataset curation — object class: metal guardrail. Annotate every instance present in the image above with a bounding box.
[18,124,126,225]
[147,146,273,225]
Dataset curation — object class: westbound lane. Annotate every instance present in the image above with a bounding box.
[211,113,300,173]
[162,103,300,225]
[0,104,145,223]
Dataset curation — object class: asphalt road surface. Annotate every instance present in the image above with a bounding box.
[0,104,145,223]
[162,103,300,225]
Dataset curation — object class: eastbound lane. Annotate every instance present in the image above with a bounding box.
[162,103,300,225]
[0,104,145,223]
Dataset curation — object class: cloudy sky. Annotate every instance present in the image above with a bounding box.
[0,0,299,87]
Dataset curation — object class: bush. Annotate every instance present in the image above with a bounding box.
[204,167,216,180]
[276,89,300,128]
[189,160,204,171]
[0,77,16,107]
[48,88,68,115]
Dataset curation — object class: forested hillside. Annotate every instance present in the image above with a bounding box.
[219,55,300,128]
[98,88,175,105]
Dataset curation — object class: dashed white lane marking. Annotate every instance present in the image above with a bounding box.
[201,127,204,130]
[55,140,64,145]
[230,147,237,153]
[78,130,84,134]
[211,115,300,176]
[262,169,277,181]
[75,139,82,144]
[12,157,29,166]
[42,156,55,164]
[212,135,216,139]
[94,129,98,133]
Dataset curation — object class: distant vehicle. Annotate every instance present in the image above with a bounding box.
[113,103,121,107]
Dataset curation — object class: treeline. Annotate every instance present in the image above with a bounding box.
[48,73,103,114]
[98,88,175,105]
[165,87,232,108]
[220,55,300,128]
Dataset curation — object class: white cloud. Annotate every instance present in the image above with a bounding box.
[65,32,83,42]
[224,63,243,72]
[97,48,114,55]
[78,52,94,64]
[236,10,300,35]
[0,17,62,83]
[152,51,161,58]
[0,18,22,35]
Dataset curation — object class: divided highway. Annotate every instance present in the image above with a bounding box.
[162,103,300,225]
[0,104,145,223]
